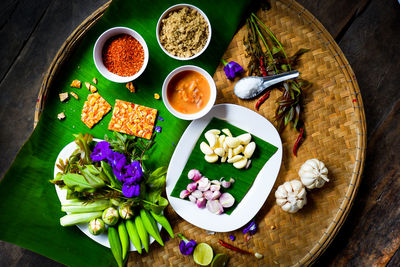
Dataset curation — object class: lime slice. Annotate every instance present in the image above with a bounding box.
[211,253,229,267]
[193,243,214,266]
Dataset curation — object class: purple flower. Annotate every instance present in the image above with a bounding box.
[177,233,196,255]
[158,116,164,121]
[243,221,257,235]
[124,161,143,184]
[90,141,112,161]
[122,183,140,198]
[222,59,243,80]
[229,235,236,241]
[113,167,127,182]
[107,151,126,171]
[155,126,162,133]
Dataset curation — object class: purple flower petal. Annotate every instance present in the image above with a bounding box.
[158,116,164,121]
[122,183,140,198]
[243,221,257,235]
[155,126,162,133]
[90,141,112,161]
[229,235,236,241]
[124,161,143,184]
[223,61,244,80]
[107,151,126,171]
[179,239,196,255]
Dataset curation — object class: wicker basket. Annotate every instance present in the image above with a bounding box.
[35,0,366,266]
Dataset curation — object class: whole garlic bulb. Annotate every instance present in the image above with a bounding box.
[298,159,329,189]
[275,180,307,213]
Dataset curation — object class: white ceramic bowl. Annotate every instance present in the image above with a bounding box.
[156,4,212,60]
[162,65,216,120]
[93,27,149,83]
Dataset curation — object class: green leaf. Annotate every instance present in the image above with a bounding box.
[62,173,98,193]
[79,166,106,189]
[101,161,122,190]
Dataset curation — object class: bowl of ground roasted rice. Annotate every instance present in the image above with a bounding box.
[94,27,149,83]
[156,4,211,60]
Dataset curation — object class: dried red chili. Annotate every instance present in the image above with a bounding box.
[259,57,267,77]
[218,239,252,255]
[255,91,270,110]
[293,127,304,156]
[102,34,144,77]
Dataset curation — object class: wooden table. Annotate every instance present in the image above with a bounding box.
[0,0,399,266]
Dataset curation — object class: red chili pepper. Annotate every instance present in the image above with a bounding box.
[255,91,270,110]
[259,57,267,77]
[218,239,252,255]
[293,127,304,156]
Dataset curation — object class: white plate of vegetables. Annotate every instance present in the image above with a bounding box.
[166,104,282,232]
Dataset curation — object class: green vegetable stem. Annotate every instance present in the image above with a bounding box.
[150,211,174,238]
[125,220,142,254]
[140,209,164,246]
[60,211,102,227]
[134,215,149,252]
[108,226,123,267]
[118,222,130,260]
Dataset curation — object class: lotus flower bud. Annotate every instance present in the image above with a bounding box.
[186,182,198,192]
[188,169,202,181]
[197,177,210,191]
[206,200,224,215]
[196,198,207,208]
[102,207,119,226]
[88,218,105,235]
[189,194,197,203]
[118,202,134,220]
[191,190,203,199]
[180,190,190,199]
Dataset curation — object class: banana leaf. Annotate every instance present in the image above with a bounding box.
[0,0,255,266]
[170,118,278,214]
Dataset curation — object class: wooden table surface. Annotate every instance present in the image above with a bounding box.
[0,0,399,266]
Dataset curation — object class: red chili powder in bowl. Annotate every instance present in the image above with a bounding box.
[102,34,144,77]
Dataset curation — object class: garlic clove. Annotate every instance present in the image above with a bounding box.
[244,142,256,158]
[206,129,221,135]
[191,190,203,199]
[205,154,219,163]
[206,200,224,215]
[237,133,252,145]
[188,169,202,181]
[233,157,248,169]
[219,193,235,208]
[214,147,225,157]
[200,142,214,155]
[233,145,244,156]
[227,155,243,163]
[222,128,232,137]
[225,137,241,148]
[197,177,211,191]
[196,197,207,208]
[186,182,198,192]
[228,148,233,159]
[221,156,227,163]
[205,132,217,147]
[219,135,226,146]
[180,190,190,199]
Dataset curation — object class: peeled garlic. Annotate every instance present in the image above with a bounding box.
[227,155,243,163]
[200,142,214,155]
[275,180,307,213]
[225,137,241,148]
[233,145,244,155]
[244,142,256,158]
[222,128,232,137]
[205,132,217,147]
[206,129,221,135]
[228,148,233,159]
[221,156,227,163]
[298,159,329,189]
[205,154,219,163]
[237,133,251,145]
[214,147,225,157]
[233,157,248,169]
[219,135,226,145]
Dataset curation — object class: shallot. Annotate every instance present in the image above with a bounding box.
[219,193,235,208]
[180,190,190,199]
[188,169,202,181]
[206,200,224,214]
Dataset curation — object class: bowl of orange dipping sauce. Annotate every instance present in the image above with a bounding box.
[162,65,216,120]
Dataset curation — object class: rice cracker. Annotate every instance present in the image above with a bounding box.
[108,99,157,139]
[81,93,111,128]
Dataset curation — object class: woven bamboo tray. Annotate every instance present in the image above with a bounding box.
[35,0,366,266]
